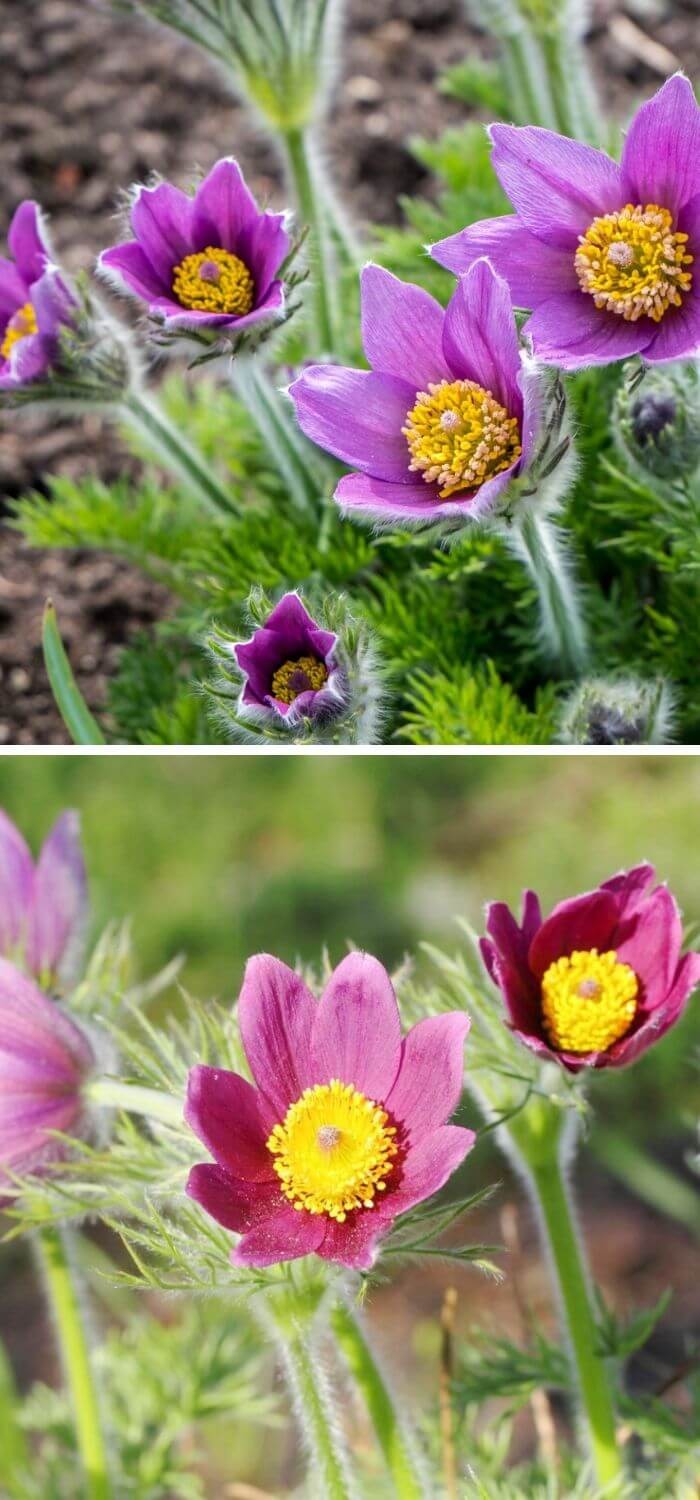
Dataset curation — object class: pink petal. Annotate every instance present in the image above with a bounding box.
[385,1013,470,1138]
[430,216,575,310]
[360,263,449,387]
[288,365,416,481]
[389,1124,476,1216]
[184,1065,276,1180]
[610,950,700,1067]
[311,952,402,1101]
[334,468,509,524]
[186,1162,281,1231]
[613,884,683,1012]
[0,810,33,956]
[528,889,619,978]
[489,125,623,249]
[238,954,316,1117]
[442,260,523,413]
[233,1204,326,1267]
[26,811,87,983]
[600,864,655,919]
[621,74,700,221]
[318,1210,392,1269]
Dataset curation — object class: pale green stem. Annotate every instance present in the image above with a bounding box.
[36,1227,111,1500]
[120,390,238,520]
[537,26,600,144]
[511,509,589,677]
[230,356,325,515]
[331,1298,428,1499]
[501,28,559,130]
[508,1103,623,1493]
[263,1296,359,1500]
[282,125,337,354]
[84,1076,183,1129]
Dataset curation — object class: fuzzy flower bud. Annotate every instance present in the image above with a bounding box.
[206,589,385,745]
[559,676,676,746]
[613,362,700,485]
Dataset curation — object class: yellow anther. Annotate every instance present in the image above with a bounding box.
[575,203,693,323]
[270,655,328,705]
[1,302,38,361]
[171,246,255,315]
[541,948,638,1054]
[402,378,521,499]
[266,1079,399,1221]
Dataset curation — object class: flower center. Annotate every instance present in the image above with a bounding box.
[270,655,328,705]
[1,302,38,360]
[575,204,693,323]
[402,379,521,500]
[266,1079,399,1221]
[171,246,255,315]
[541,948,638,1054]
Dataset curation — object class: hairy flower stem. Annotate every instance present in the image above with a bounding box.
[282,126,338,353]
[331,1298,428,1499]
[261,1291,360,1500]
[36,1226,111,1500]
[84,1077,184,1128]
[508,1100,623,1493]
[537,27,600,145]
[509,510,589,677]
[230,356,325,515]
[120,390,239,521]
[501,30,560,131]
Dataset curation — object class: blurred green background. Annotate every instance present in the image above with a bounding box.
[1,751,699,1141]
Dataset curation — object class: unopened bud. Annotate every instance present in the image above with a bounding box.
[613,362,700,485]
[559,677,676,746]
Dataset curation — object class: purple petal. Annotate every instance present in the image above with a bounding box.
[186,1162,282,1232]
[147,279,285,331]
[610,950,700,1067]
[233,1203,326,1266]
[7,201,51,284]
[528,889,619,978]
[26,811,87,983]
[613,884,682,1013]
[360,264,449,387]
[525,291,654,370]
[643,274,700,365]
[0,959,93,1079]
[318,1210,393,1269]
[442,261,522,414]
[265,591,324,644]
[600,863,655,919]
[2,333,51,387]
[289,365,416,480]
[489,124,623,248]
[430,217,575,308]
[0,811,33,956]
[237,211,290,299]
[311,952,402,1101]
[131,182,194,280]
[98,241,170,301]
[0,258,29,318]
[184,1065,276,1180]
[385,1013,470,1139]
[238,954,316,1118]
[334,470,504,524]
[621,75,700,221]
[191,158,260,251]
[31,267,74,341]
[389,1124,476,1216]
[235,627,287,700]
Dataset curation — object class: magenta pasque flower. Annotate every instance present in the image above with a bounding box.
[1,201,74,389]
[233,593,345,723]
[289,259,539,526]
[0,809,87,986]
[431,76,700,370]
[480,864,700,1072]
[185,952,475,1269]
[98,157,289,333]
[0,958,94,1199]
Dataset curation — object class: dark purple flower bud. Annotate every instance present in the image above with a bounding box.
[0,202,75,389]
[233,592,345,724]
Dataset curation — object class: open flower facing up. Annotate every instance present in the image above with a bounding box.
[233,593,345,725]
[1,201,74,389]
[186,952,474,1268]
[289,259,539,527]
[0,959,94,1199]
[0,810,87,987]
[480,864,700,1071]
[431,76,700,370]
[98,157,290,335]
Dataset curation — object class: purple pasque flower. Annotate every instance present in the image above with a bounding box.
[98,157,290,334]
[288,259,538,527]
[0,958,94,1199]
[431,75,700,371]
[480,864,700,1073]
[233,592,345,723]
[186,951,474,1269]
[1,201,74,389]
[0,809,87,987]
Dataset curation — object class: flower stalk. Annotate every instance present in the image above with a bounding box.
[508,509,588,676]
[282,126,338,354]
[84,1076,184,1129]
[230,356,326,515]
[331,1296,428,1500]
[120,389,239,521]
[36,1226,112,1500]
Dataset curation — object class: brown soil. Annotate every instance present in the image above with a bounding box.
[2,0,700,742]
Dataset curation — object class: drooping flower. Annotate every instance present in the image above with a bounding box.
[0,809,87,986]
[232,593,346,724]
[480,865,700,1071]
[288,259,540,526]
[185,952,474,1269]
[98,158,290,334]
[0,201,74,389]
[0,959,94,1199]
[431,76,700,370]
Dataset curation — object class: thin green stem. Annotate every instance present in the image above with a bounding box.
[512,509,589,677]
[331,1298,428,1499]
[37,1227,111,1500]
[120,390,238,520]
[501,28,559,130]
[537,26,600,144]
[84,1077,183,1129]
[263,1295,359,1500]
[230,355,324,514]
[283,125,337,353]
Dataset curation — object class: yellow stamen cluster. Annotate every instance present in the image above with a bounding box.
[171,246,255,315]
[402,378,521,499]
[270,655,328,705]
[541,948,638,1054]
[575,204,693,323]
[267,1079,399,1222]
[1,302,38,361]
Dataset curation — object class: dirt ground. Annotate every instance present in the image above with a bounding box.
[2,0,700,742]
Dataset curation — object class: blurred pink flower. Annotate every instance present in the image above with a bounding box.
[0,809,87,986]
